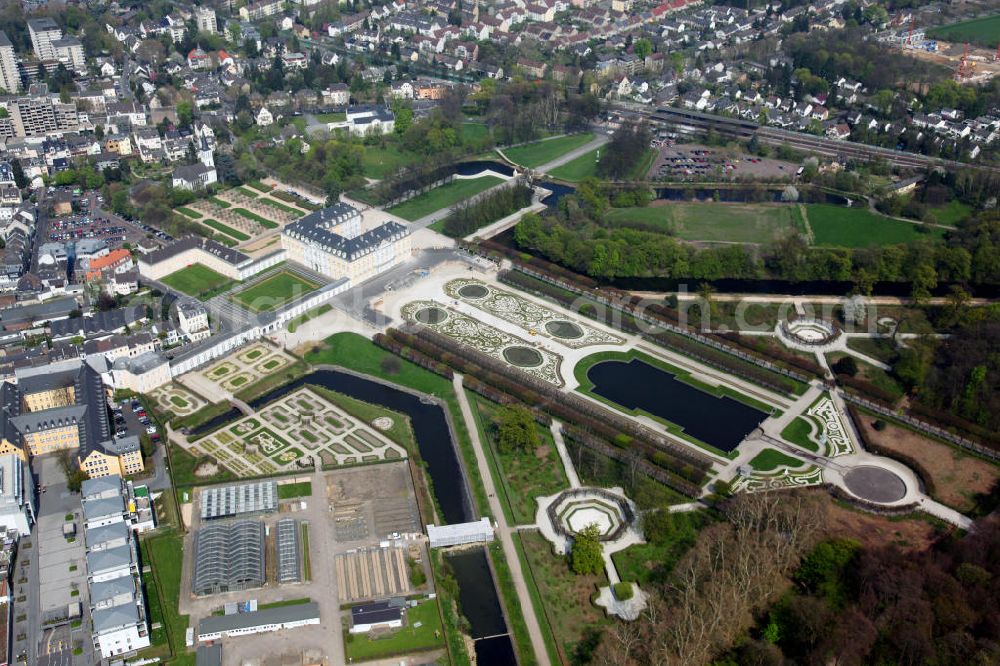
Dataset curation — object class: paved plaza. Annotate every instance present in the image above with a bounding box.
[184,386,406,477]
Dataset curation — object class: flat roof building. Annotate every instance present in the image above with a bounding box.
[200,480,277,520]
[197,601,320,641]
[427,517,494,548]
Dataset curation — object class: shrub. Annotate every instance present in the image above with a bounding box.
[612,581,634,600]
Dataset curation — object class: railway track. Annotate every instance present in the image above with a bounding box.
[627,106,999,174]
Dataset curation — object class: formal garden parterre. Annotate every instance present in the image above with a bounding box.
[402,300,565,385]
[444,278,625,349]
[182,386,406,478]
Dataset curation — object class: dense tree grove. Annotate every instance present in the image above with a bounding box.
[598,121,653,180]
[493,405,539,454]
[921,317,1000,431]
[442,182,533,238]
[716,518,1000,665]
[571,524,605,575]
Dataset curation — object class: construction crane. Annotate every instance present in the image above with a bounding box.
[908,17,916,47]
[957,42,971,80]
[995,44,999,62]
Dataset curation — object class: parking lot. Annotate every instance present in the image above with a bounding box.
[651,142,797,181]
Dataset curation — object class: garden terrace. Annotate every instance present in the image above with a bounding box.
[378,327,711,493]
[495,268,810,395]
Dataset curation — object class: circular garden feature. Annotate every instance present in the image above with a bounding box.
[502,345,543,367]
[843,466,907,504]
[548,489,636,543]
[414,306,448,324]
[458,283,490,299]
[545,320,584,339]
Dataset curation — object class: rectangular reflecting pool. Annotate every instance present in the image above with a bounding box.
[586,358,768,452]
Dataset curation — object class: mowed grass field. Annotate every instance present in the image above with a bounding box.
[805,204,947,247]
[607,202,805,243]
[388,175,504,221]
[504,133,594,168]
[162,263,234,300]
[928,14,1000,48]
[361,143,417,180]
[233,271,320,312]
[199,218,250,242]
[548,147,601,182]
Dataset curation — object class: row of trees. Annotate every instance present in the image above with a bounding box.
[441,182,533,238]
[598,122,653,181]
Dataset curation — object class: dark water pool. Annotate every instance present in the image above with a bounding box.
[447,547,516,665]
[587,358,767,452]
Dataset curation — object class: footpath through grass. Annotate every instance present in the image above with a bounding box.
[504,133,594,168]
[161,263,235,300]
[806,204,946,247]
[387,175,504,221]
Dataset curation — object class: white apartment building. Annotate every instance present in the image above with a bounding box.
[177,300,211,341]
[0,30,20,93]
[52,37,86,73]
[27,17,62,61]
[0,453,35,536]
[195,6,218,34]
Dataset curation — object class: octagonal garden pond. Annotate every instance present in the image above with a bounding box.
[585,358,769,452]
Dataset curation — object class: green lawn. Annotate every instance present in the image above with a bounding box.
[236,187,259,198]
[141,532,192,664]
[233,271,319,313]
[462,122,490,144]
[208,196,231,208]
[469,395,569,525]
[361,143,415,179]
[548,147,601,182]
[805,204,946,247]
[343,599,444,660]
[200,218,250,242]
[504,133,595,168]
[277,481,312,499]
[927,14,1000,48]
[232,208,279,229]
[928,199,972,227]
[176,207,202,219]
[780,417,819,452]
[315,111,347,123]
[749,448,804,472]
[247,180,272,192]
[387,175,504,221]
[607,202,804,243]
[161,263,235,300]
[287,304,332,333]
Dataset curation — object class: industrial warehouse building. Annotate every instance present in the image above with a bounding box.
[192,520,265,596]
[197,601,321,641]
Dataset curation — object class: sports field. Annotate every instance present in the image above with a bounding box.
[233,271,320,312]
[504,133,595,168]
[387,175,504,221]
[161,264,235,300]
[927,14,1000,48]
[805,204,946,247]
[606,202,804,243]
